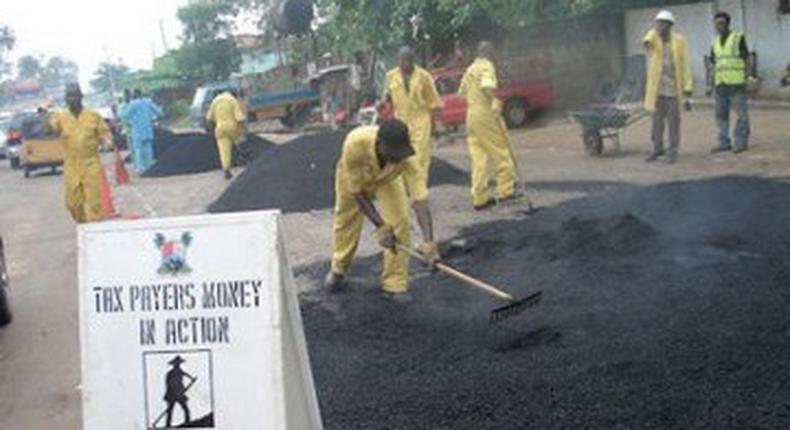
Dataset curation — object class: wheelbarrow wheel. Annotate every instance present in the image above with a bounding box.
[583,130,604,156]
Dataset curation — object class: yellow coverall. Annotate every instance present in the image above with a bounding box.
[50,109,111,223]
[642,29,693,112]
[458,57,516,207]
[206,92,245,171]
[331,126,411,293]
[385,66,442,202]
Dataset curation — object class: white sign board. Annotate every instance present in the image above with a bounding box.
[78,211,323,430]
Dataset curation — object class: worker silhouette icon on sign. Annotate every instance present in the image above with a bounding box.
[144,350,215,429]
[164,355,196,427]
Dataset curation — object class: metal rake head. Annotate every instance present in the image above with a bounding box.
[490,290,543,324]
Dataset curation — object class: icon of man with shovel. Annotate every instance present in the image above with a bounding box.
[160,355,197,428]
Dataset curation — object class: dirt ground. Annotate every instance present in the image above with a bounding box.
[0,106,789,428]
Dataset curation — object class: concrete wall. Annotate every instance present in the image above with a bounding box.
[504,14,625,108]
[626,1,790,99]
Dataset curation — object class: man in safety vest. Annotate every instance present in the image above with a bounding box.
[707,11,755,154]
[380,46,442,258]
[642,10,693,164]
[324,119,439,302]
[458,41,519,209]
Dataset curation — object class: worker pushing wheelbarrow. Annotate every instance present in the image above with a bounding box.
[568,103,649,156]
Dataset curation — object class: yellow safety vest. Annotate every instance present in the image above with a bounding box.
[712,32,746,85]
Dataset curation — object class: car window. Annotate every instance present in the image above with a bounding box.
[192,88,208,110]
[17,113,58,140]
[435,77,460,95]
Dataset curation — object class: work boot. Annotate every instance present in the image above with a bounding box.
[664,153,677,165]
[473,198,496,211]
[224,170,234,180]
[710,145,732,154]
[644,152,664,162]
[323,271,346,293]
[380,291,413,303]
[732,146,748,154]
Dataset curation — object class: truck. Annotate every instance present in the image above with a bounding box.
[191,65,321,130]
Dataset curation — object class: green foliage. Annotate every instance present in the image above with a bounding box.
[173,2,242,82]
[174,39,242,82]
[41,57,79,89]
[90,62,132,94]
[168,99,191,120]
[177,2,237,44]
[17,55,42,80]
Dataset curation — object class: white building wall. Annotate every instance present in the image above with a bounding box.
[626,0,790,97]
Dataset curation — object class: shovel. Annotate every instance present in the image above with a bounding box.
[398,244,542,323]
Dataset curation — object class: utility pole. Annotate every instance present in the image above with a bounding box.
[159,20,170,53]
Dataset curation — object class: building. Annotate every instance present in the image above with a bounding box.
[625,0,790,98]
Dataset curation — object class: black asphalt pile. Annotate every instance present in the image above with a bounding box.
[208,131,468,214]
[298,176,790,429]
[143,132,274,178]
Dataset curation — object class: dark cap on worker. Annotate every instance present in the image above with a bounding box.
[377,119,414,161]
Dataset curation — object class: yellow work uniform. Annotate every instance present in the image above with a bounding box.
[642,29,693,111]
[458,57,515,207]
[50,109,111,223]
[385,66,442,202]
[331,126,411,293]
[206,92,245,170]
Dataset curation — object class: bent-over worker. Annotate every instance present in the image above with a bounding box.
[458,41,518,210]
[206,90,246,179]
[50,83,113,223]
[324,119,439,301]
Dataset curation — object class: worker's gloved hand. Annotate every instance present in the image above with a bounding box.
[418,241,441,268]
[375,224,397,252]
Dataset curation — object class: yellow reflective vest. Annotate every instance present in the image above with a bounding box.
[712,32,746,86]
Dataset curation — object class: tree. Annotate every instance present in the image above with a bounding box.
[172,2,242,82]
[41,56,79,89]
[0,24,14,78]
[177,2,236,44]
[90,62,131,94]
[17,55,42,80]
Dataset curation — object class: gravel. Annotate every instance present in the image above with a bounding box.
[297,176,790,429]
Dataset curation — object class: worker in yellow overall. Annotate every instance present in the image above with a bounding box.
[381,46,442,262]
[206,90,246,179]
[50,83,113,223]
[458,41,518,210]
[324,119,439,302]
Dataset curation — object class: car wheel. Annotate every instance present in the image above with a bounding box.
[503,99,528,129]
[9,156,20,170]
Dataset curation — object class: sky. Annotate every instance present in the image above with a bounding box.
[0,0,188,87]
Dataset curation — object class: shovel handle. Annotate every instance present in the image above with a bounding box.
[397,245,514,302]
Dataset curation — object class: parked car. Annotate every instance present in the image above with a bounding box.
[0,236,11,326]
[5,111,65,177]
[5,111,37,169]
[0,111,12,159]
[378,67,554,129]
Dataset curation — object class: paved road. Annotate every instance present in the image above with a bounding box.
[0,165,81,429]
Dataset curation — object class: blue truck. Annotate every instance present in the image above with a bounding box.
[190,81,320,130]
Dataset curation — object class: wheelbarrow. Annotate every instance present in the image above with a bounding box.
[568,105,649,156]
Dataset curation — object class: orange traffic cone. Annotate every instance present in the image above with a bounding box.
[114,148,129,185]
[100,168,119,219]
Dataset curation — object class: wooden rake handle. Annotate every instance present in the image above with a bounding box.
[397,244,514,302]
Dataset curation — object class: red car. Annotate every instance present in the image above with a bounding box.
[379,67,554,129]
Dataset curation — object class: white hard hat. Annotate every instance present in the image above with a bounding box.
[655,10,676,23]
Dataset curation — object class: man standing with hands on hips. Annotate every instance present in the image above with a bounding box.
[642,10,693,165]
